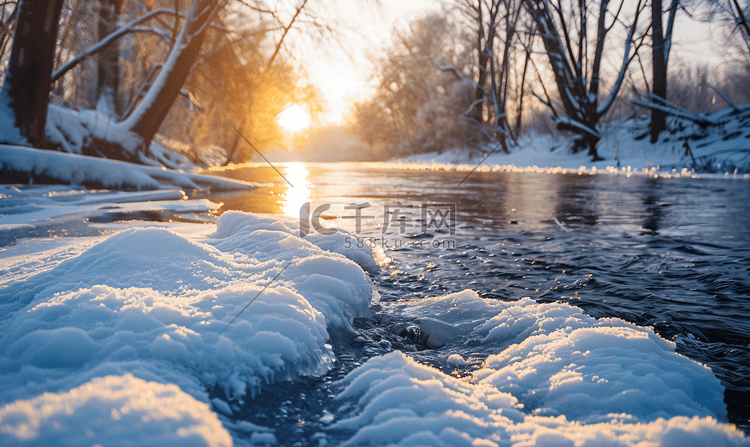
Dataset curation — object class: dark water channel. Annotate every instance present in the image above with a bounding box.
[200,162,750,437]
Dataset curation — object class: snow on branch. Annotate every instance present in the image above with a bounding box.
[530,89,557,116]
[51,8,177,84]
[434,60,489,95]
[597,0,646,116]
[554,116,600,139]
[460,98,486,119]
[129,26,173,43]
[631,96,719,126]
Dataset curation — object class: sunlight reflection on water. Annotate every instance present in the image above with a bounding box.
[199,162,750,433]
[280,162,311,218]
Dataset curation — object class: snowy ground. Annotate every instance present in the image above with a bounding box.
[0,145,261,191]
[0,188,748,446]
[391,115,750,178]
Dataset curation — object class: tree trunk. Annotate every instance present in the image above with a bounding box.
[97,0,122,117]
[499,8,514,138]
[223,117,246,165]
[515,43,530,132]
[650,0,668,143]
[473,0,488,125]
[120,0,217,155]
[0,3,19,61]
[0,0,64,147]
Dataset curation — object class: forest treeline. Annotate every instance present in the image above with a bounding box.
[353,0,750,160]
[0,0,327,167]
[0,0,748,165]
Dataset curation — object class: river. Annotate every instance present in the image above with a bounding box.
[198,161,750,437]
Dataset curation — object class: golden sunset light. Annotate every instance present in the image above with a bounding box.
[1,0,749,445]
[277,104,312,133]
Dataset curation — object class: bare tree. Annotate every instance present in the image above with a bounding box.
[650,0,680,142]
[0,0,65,147]
[728,0,750,53]
[97,0,122,116]
[356,14,478,156]
[221,0,312,165]
[523,0,648,159]
[443,0,527,151]
[0,1,18,63]
[453,0,491,125]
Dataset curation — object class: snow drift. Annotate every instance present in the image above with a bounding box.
[0,210,747,446]
[331,351,747,447]
[0,374,231,447]
[0,212,376,444]
[329,291,747,446]
[0,145,258,191]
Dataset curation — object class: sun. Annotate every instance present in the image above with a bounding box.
[277,104,311,133]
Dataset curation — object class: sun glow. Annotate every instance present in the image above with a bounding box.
[281,162,311,217]
[277,104,311,133]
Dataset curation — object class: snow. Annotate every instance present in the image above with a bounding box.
[0,145,261,191]
[330,291,748,446]
[0,374,232,447]
[388,115,750,177]
[0,210,377,445]
[0,185,210,227]
[331,352,747,446]
[379,291,726,421]
[475,297,726,422]
[0,81,25,147]
[0,190,747,446]
[45,103,141,157]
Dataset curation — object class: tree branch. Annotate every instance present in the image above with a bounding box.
[51,8,177,84]
[631,96,717,126]
[266,0,308,68]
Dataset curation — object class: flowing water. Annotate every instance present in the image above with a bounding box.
[199,162,750,439]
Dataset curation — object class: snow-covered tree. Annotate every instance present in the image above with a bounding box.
[523,0,648,160]
[444,0,536,150]
[0,0,65,148]
[354,14,480,157]
[42,0,330,166]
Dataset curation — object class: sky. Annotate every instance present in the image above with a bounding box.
[298,0,442,124]
[293,0,727,126]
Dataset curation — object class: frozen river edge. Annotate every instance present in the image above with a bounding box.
[0,200,748,446]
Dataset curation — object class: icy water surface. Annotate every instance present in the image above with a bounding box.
[201,162,750,438]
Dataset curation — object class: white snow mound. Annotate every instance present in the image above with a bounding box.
[0,212,375,444]
[331,352,748,447]
[337,291,749,446]
[0,374,232,447]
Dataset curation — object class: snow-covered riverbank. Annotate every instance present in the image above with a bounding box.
[0,145,260,191]
[391,115,750,177]
[0,186,748,446]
